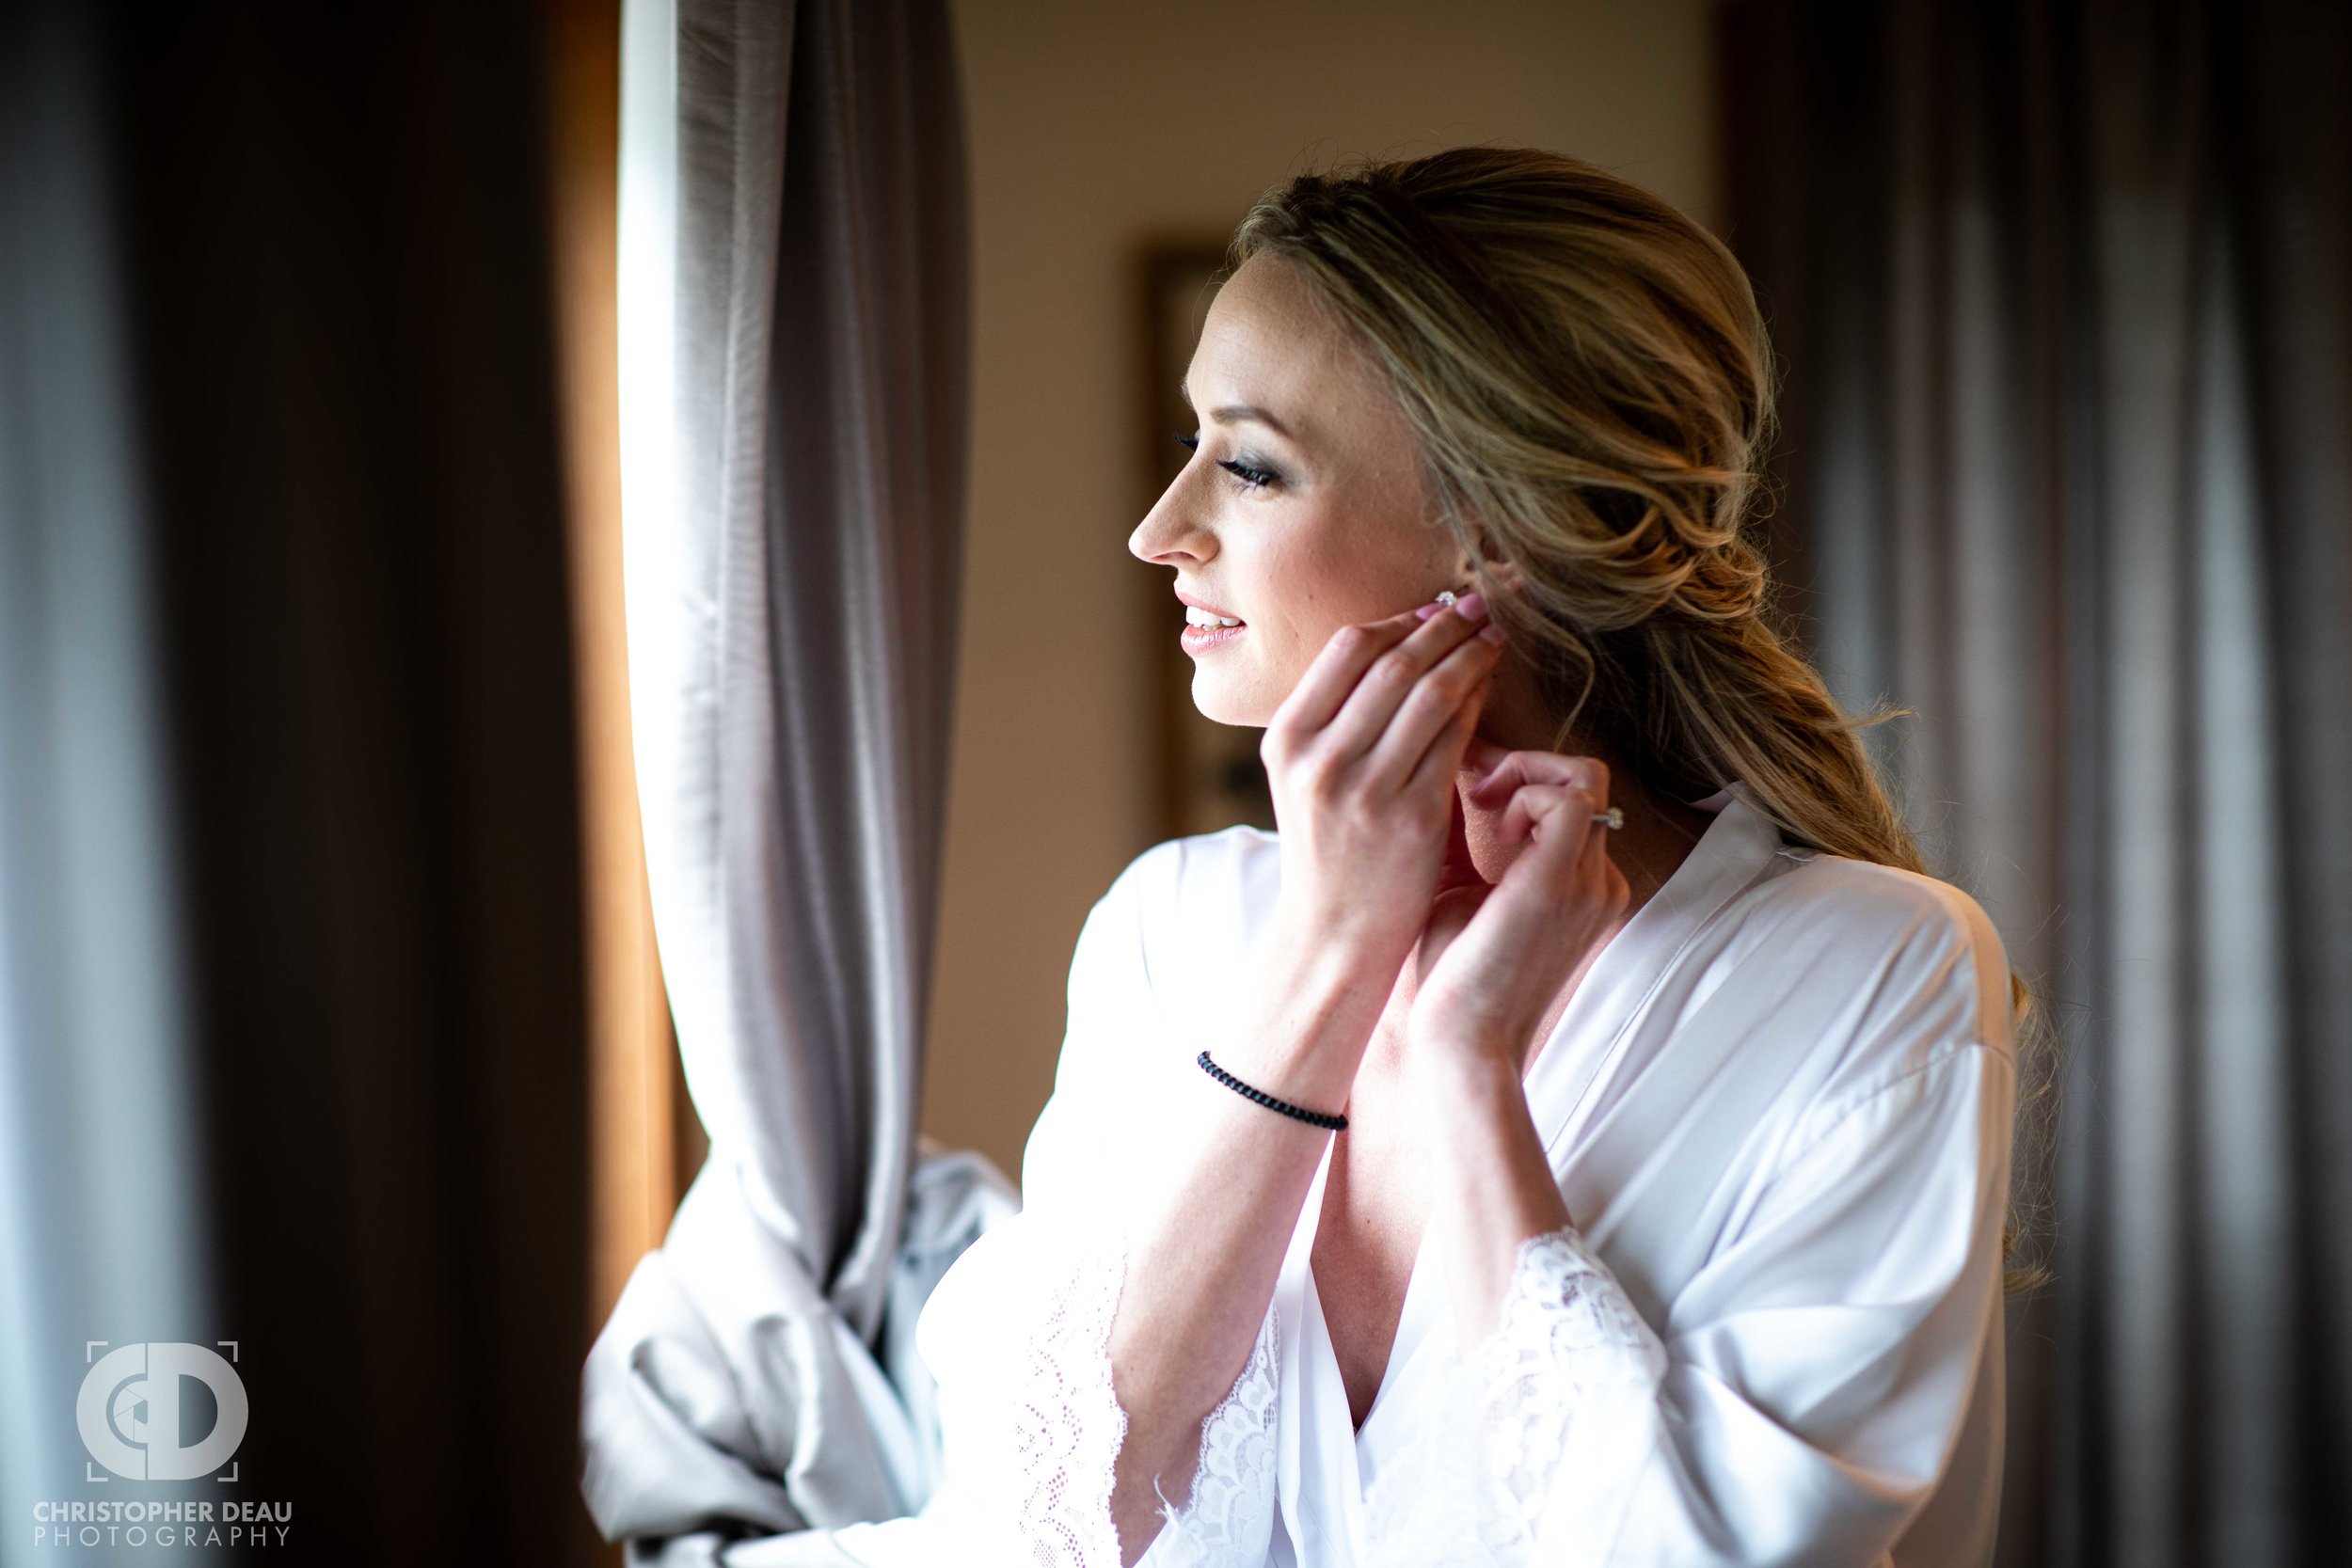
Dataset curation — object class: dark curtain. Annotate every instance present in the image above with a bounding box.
[2,0,599,1562]
[1723,2,2352,1565]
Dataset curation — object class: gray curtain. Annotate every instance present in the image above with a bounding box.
[580,1,1014,1563]
[1723,2,2352,1564]
[0,0,215,1532]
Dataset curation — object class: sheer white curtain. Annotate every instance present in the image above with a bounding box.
[580,2,1012,1563]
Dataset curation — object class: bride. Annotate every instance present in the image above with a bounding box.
[828,145,2022,1568]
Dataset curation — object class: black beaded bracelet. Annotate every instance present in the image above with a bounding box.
[1196,1049,1349,1132]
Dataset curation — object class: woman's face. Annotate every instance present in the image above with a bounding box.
[1129,253,1466,727]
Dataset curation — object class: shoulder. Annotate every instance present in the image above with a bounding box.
[1750,849,2008,983]
[1133,822,1279,897]
[1688,849,2023,1197]
[1715,847,2018,1095]
[1094,823,1276,910]
[1084,824,1280,987]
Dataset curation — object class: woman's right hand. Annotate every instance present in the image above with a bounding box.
[1260,592,1506,979]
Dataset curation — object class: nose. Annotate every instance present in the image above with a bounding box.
[1129,468,1215,566]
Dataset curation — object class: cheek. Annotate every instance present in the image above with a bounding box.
[1197,484,1446,714]
[1238,522,1364,673]
[1263,499,1440,645]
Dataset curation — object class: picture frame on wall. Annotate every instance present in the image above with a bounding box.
[1136,240,1278,841]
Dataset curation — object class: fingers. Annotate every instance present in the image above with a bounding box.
[1374,631,1502,788]
[1405,662,1495,799]
[1498,782,1599,851]
[1334,600,1497,764]
[1469,748,1610,812]
[1461,733,1518,781]
[1488,756,1613,863]
[1505,768,1627,901]
[1269,594,1502,787]
[1272,610,1424,739]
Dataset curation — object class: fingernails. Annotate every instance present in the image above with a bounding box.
[1414,602,1444,620]
[1478,624,1504,644]
[1452,591,1487,622]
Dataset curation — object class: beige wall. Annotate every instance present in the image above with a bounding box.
[925,0,1721,1180]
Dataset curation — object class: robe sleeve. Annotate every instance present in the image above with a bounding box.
[1007,1211,1283,1568]
[1362,1033,2017,1567]
[832,842,1282,1568]
[1008,838,1283,1568]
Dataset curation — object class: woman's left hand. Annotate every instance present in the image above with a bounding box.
[1402,738,1631,1076]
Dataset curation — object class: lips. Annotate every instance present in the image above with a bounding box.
[1179,619,1246,650]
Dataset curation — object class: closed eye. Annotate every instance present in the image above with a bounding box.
[1173,432,1279,492]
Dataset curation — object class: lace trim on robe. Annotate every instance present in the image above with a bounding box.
[1010,1219,1282,1568]
[1011,1227,1129,1566]
[1148,1293,1280,1566]
[1361,1223,1670,1567]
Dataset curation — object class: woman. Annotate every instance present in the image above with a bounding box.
[831,146,2023,1568]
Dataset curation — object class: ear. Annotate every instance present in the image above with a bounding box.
[1454,549,1527,599]
[1435,780,1489,894]
[1449,512,1529,601]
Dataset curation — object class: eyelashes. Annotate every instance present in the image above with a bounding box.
[1174,431,1279,492]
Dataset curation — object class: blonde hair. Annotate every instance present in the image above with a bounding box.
[1232,146,2049,1293]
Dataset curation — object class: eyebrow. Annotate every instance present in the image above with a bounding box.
[1178,377,1294,439]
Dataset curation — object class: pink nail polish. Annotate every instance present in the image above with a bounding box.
[1453,591,1487,621]
[1414,602,1443,620]
[1478,624,1504,643]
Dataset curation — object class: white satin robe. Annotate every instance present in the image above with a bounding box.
[829,784,2018,1568]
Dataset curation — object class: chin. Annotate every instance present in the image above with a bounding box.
[1188,668,1275,728]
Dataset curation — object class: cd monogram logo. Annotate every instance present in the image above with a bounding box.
[75,1342,249,1481]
